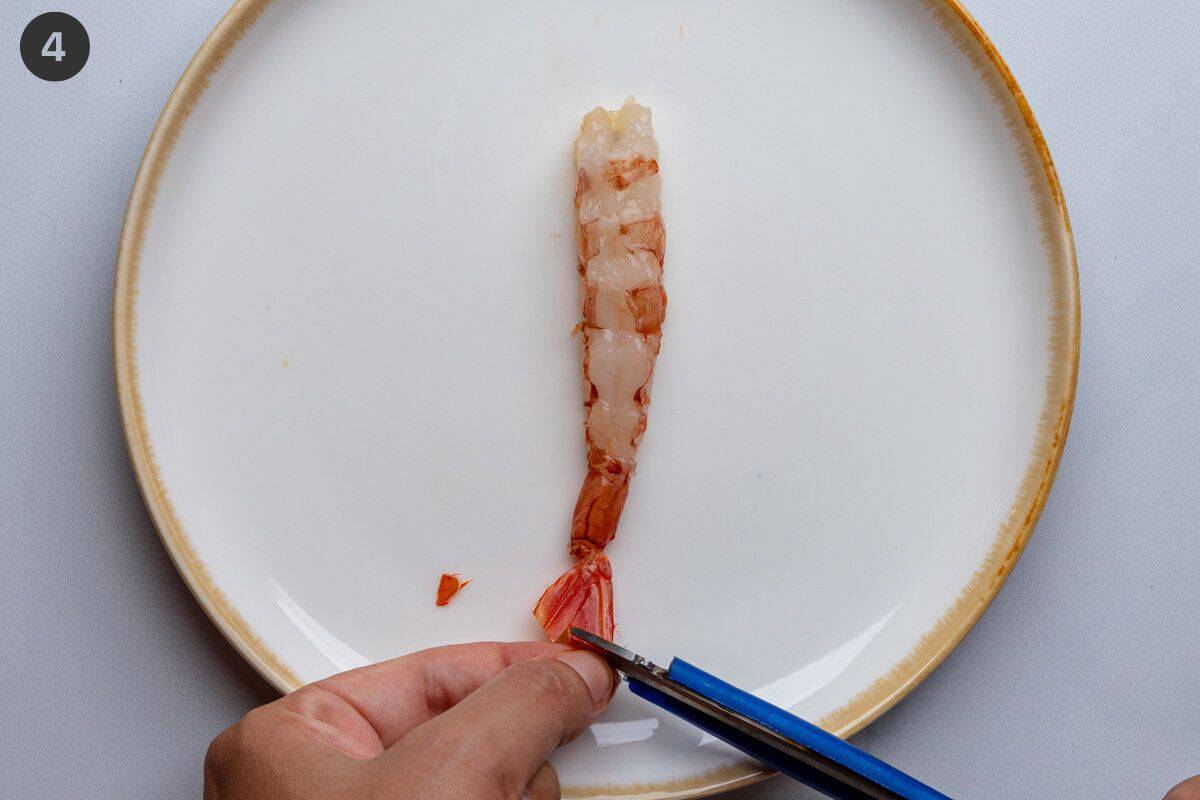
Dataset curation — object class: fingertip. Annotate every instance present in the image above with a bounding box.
[555,650,616,707]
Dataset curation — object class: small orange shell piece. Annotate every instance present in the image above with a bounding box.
[436,573,470,606]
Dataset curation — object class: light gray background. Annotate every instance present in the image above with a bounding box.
[1,2,1196,798]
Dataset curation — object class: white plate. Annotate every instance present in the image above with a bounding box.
[114,1,1078,796]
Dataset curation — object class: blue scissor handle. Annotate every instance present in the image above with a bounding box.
[627,658,953,800]
[628,679,876,800]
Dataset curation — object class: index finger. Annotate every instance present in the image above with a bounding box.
[299,641,570,749]
[380,650,615,799]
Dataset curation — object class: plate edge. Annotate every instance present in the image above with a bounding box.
[112,0,300,693]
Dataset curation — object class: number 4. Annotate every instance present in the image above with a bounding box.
[42,31,65,62]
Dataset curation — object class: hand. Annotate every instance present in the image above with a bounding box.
[203,641,615,800]
[1166,777,1200,800]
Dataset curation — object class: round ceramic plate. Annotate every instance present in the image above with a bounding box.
[115,1,1077,797]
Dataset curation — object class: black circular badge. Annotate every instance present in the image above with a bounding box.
[21,12,89,81]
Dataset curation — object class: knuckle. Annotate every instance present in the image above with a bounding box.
[283,684,334,721]
[203,727,243,789]
[1165,777,1200,800]
[204,726,239,769]
[204,708,271,773]
[230,707,271,744]
[511,660,579,707]
[526,762,561,800]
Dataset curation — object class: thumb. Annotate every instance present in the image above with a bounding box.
[380,650,615,798]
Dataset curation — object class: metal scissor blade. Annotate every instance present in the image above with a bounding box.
[567,628,648,671]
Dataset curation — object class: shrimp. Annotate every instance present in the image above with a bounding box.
[533,98,666,642]
[436,573,469,606]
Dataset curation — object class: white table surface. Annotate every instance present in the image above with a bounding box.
[2,2,1197,798]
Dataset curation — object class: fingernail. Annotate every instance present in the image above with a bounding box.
[557,650,614,705]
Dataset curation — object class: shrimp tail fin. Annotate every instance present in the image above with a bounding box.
[533,550,614,643]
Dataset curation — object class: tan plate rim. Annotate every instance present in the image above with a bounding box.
[112,1,1080,797]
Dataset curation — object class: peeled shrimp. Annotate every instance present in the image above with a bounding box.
[533,98,666,642]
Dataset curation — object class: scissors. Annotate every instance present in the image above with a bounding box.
[569,628,955,800]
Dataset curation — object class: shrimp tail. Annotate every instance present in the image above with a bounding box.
[533,549,613,643]
[533,468,625,641]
